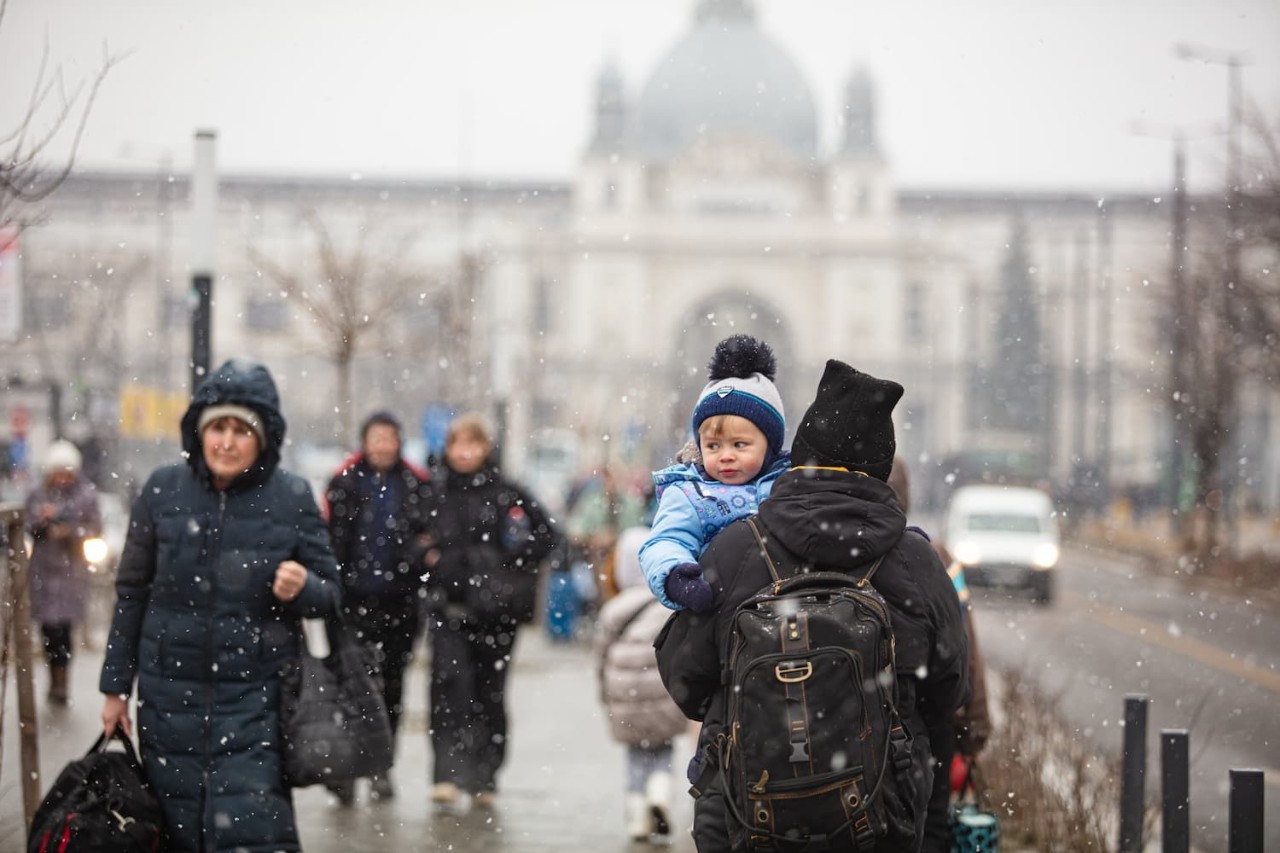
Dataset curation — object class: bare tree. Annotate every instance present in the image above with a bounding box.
[0,0,123,231]
[1234,107,1280,377]
[1168,108,1280,564]
[428,250,484,409]
[248,209,427,443]
[1176,255,1241,562]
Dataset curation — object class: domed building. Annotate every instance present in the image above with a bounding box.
[6,0,1278,516]
[543,0,903,441]
[628,0,819,162]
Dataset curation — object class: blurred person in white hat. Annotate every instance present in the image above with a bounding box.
[24,439,101,705]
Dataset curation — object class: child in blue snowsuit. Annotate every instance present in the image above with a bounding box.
[640,335,789,613]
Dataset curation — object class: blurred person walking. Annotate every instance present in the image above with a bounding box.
[596,525,686,843]
[423,413,561,810]
[565,466,649,602]
[99,358,342,852]
[323,410,434,804]
[888,457,992,852]
[25,439,101,705]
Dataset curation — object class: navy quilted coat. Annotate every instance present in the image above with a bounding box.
[100,359,340,852]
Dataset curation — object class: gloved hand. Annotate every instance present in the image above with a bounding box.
[665,562,714,613]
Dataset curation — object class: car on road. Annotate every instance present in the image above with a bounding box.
[944,484,1060,604]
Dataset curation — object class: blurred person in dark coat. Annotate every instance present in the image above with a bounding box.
[99,358,341,853]
[25,439,101,705]
[323,409,434,803]
[888,456,992,852]
[423,412,561,810]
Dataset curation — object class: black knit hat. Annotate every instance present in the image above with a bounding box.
[790,360,903,481]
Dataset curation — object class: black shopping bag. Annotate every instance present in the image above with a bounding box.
[279,615,394,787]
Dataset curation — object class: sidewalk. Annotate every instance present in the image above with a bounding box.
[0,625,698,852]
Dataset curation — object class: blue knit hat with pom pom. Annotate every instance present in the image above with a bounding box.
[690,335,786,459]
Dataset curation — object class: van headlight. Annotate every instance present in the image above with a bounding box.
[1032,543,1059,569]
[83,537,109,568]
[952,541,981,567]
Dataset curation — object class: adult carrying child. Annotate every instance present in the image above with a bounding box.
[656,359,969,852]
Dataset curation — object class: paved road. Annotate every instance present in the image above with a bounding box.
[1,626,698,852]
[970,543,1279,853]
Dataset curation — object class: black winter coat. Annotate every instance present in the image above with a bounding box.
[425,464,559,627]
[100,359,340,853]
[655,468,968,849]
[326,454,433,607]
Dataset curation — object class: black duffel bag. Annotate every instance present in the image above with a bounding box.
[279,614,394,787]
[28,727,164,853]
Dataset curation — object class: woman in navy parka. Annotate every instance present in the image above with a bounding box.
[100,359,341,852]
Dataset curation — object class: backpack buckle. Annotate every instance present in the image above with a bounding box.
[890,724,913,771]
[775,661,813,683]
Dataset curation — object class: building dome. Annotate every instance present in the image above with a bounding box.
[633,0,818,161]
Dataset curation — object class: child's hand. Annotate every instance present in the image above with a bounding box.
[666,563,713,613]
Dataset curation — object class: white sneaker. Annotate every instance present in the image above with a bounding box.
[625,792,649,841]
[645,771,673,838]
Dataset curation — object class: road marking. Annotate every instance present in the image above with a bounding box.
[1065,589,1280,694]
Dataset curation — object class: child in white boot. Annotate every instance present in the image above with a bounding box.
[596,526,687,842]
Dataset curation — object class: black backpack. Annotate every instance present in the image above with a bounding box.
[28,728,164,853]
[708,517,919,851]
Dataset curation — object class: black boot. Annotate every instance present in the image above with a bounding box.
[326,779,355,806]
[49,664,69,706]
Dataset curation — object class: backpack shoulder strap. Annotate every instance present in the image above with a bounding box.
[748,516,888,589]
[746,516,783,583]
[858,555,886,587]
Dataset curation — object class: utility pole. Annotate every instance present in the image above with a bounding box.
[1094,200,1113,512]
[1169,135,1190,533]
[190,130,217,393]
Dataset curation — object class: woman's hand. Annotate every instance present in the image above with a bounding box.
[102,693,132,738]
[272,560,308,602]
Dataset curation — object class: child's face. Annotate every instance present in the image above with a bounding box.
[698,415,768,486]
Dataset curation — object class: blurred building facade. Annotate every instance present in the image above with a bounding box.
[3,0,1277,514]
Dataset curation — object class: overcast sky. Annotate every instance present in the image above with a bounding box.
[2,0,1278,194]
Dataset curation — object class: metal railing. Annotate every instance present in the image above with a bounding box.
[0,503,42,831]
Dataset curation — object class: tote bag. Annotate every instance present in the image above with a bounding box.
[950,757,1000,853]
[279,615,394,787]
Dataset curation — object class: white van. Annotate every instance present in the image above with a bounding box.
[944,484,1060,604]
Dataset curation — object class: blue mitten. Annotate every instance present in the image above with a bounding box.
[665,562,714,613]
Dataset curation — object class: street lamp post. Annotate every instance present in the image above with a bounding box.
[190,130,217,392]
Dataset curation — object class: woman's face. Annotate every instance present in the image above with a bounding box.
[202,416,261,488]
[46,469,78,490]
[445,429,490,475]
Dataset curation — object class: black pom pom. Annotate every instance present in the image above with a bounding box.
[707,335,777,381]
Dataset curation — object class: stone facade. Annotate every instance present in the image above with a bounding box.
[3,0,1276,514]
